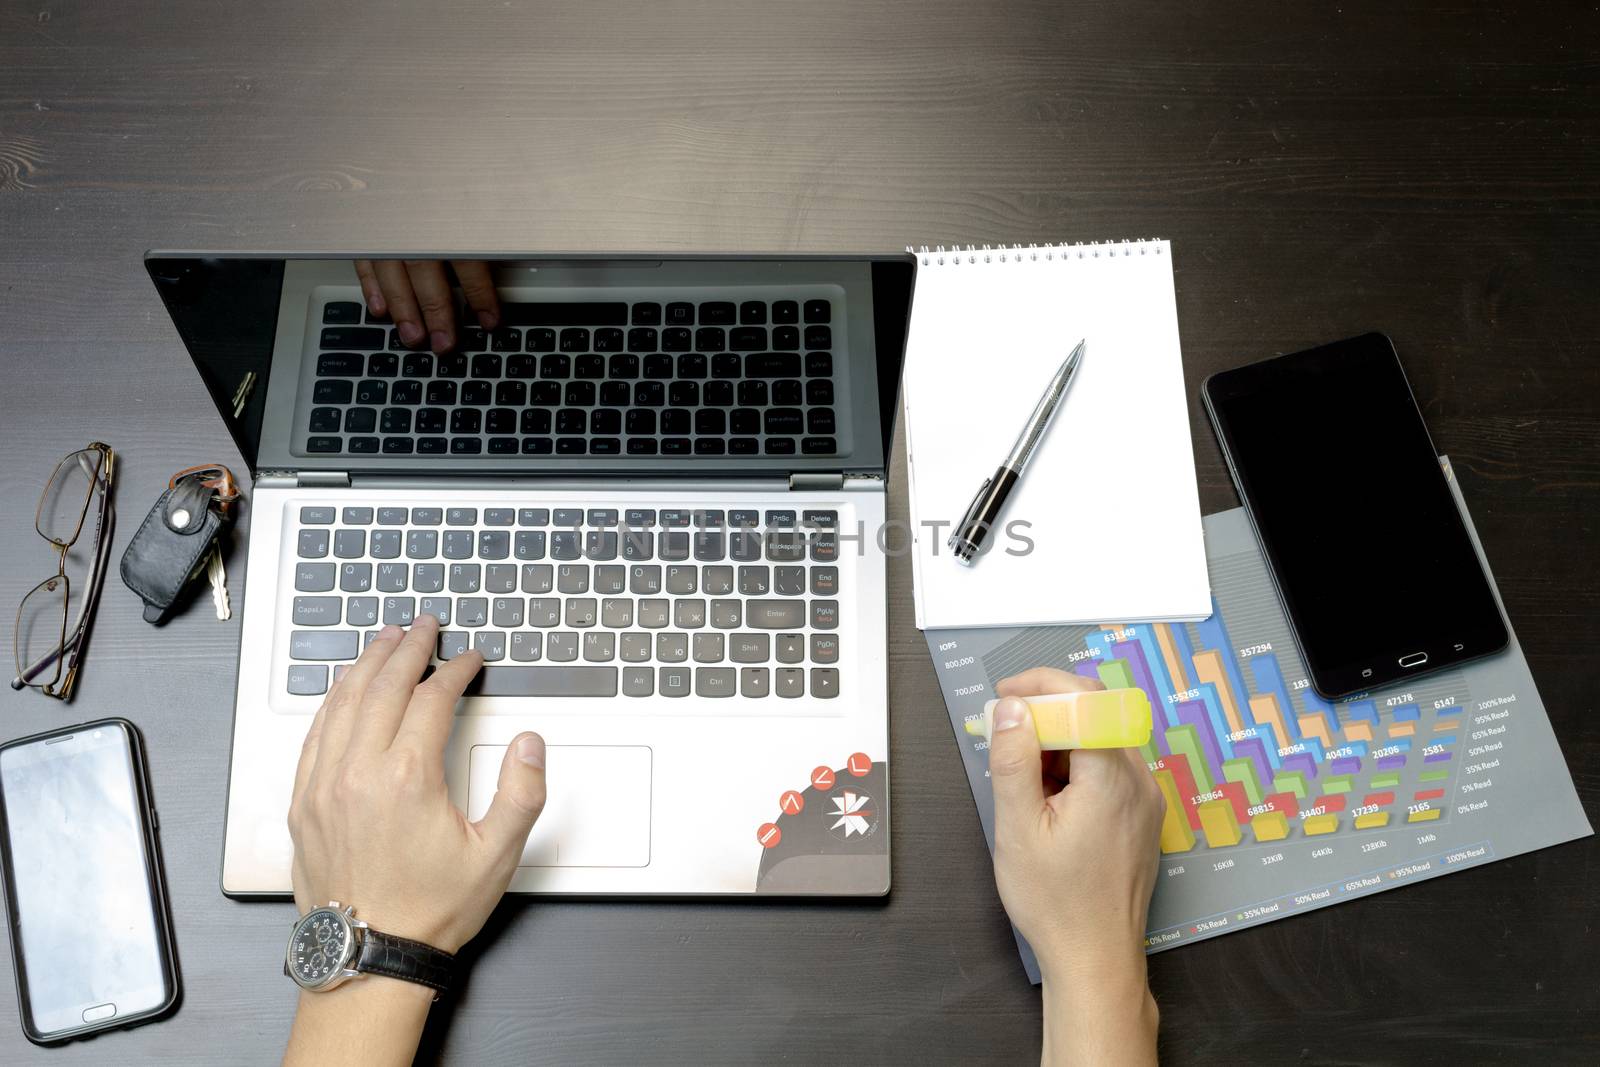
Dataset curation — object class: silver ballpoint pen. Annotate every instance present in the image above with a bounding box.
[947,339,1086,565]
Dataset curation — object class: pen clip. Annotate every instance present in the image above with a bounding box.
[954,476,992,536]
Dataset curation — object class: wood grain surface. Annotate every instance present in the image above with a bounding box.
[2,0,1597,1062]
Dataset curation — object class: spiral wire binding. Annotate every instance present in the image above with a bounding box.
[906,238,1164,266]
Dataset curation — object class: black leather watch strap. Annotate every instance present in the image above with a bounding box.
[353,929,456,996]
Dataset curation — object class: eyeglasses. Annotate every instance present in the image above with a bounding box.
[12,443,117,700]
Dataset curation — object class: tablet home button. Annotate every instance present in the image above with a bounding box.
[1398,651,1428,668]
[82,1003,116,1023]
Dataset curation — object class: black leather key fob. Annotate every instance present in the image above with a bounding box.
[120,478,224,625]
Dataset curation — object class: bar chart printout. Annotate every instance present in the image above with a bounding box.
[925,476,1590,983]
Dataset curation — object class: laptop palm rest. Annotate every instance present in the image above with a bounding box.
[466,744,651,868]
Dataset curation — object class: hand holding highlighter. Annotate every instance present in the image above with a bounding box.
[964,688,1152,749]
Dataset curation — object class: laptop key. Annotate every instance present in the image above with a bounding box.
[810,668,840,698]
[474,632,506,662]
[565,598,597,628]
[306,436,343,453]
[773,566,805,596]
[316,352,364,377]
[406,530,438,559]
[478,530,510,560]
[694,531,725,561]
[622,666,654,697]
[593,564,626,595]
[309,407,341,433]
[340,563,372,592]
[418,598,450,625]
[551,531,582,561]
[699,301,735,325]
[659,531,689,562]
[293,596,342,626]
[298,529,330,558]
[515,531,547,560]
[601,598,633,628]
[776,633,805,663]
[630,565,662,595]
[775,668,805,698]
[740,667,770,698]
[811,600,839,630]
[620,632,651,662]
[438,631,471,660]
[324,301,361,324]
[738,566,770,595]
[810,567,838,596]
[658,666,691,698]
[703,565,734,595]
[557,564,589,594]
[412,564,445,593]
[674,599,706,629]
[638,599,669,628]
[313,380,353,404]
[583,632,615,662]
[693,633,724,663]
[443,531,474,559]
[765,531,805,562]
[518,508,550,527]
[656,633,688,662]
[528,598,560,626]
[731,633,770,663]
[749,600,803,629]
[376,563,407,592]
[485,564,517,593]
[296,563,336,592]
[346,597,379,627]
[449,564,480,593]
[411,507,443,526]
[288,664,329,696]
[546,633,578,662]
[772,300,798,324]
[711,599,742,629]
[811,634,840,664]
[456,598,488,627]
[521,564,554,594]
[370,530,400,559]
[301,506,337,525]
[446,507,477,526]
[290,630,358,661]
[492,597,523,627]
[666,566,697,596]
[695,667,736,697]
[383,597,415,626]
[739,301,766,325]
[772,326,800,350]
[509,632,542,662]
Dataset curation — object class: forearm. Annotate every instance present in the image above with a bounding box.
[284,978,434,1067]
[1039,950,1159,1067]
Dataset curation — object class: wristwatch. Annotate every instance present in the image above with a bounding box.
[284,902,455,998]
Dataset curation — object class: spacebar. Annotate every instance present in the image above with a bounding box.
[465,666,618,697]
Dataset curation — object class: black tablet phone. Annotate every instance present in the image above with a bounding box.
[1202,333,1508,698]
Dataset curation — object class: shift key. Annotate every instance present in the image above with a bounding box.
[747,600,805,629]
[290,630,359,661]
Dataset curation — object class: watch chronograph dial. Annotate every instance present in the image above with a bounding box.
[289,909,350,986]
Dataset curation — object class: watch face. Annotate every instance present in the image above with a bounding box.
[288,908,350,987]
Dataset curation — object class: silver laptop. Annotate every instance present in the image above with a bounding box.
[146,253,916,897]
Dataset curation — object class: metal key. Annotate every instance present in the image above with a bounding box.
[208,547,232,620]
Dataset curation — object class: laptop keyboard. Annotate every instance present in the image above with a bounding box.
[285,505,843,702]
[308,299,839,458]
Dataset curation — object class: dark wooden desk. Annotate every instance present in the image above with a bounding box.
[2,1,1596,1061]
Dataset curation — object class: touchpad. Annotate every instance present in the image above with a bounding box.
[466,745,651,868]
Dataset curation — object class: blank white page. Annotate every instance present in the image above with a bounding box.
[902,240,1209,628]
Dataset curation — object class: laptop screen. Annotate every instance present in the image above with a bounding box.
[145,254,915,480]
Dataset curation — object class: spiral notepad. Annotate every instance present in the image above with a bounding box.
[901,239,1210,629]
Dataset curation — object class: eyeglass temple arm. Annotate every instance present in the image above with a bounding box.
[11,484,116,689]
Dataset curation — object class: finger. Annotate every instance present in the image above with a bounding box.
[393,647,484,768]
[988,696,1046,839]
[374,260,426,348]
[313,624,405,776]
[474,733,547,859]
[995,666,1104,698]
[348,614,443,754]
[453,260,500,330]
[404,260,458,352]
[354,260,386,317]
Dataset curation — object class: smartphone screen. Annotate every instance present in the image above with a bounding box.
[0,722,174,1040]
[1203,333,1508,697]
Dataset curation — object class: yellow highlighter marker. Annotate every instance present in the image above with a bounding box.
[964,689,1153,750]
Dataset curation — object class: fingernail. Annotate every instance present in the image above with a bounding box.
[993,697,1032,732]
[478,310,498,330]
[377,624,403,641]
[515,734,546,769]
[398,321,424,344]
[367,291,386,314]
[430,330,451,352]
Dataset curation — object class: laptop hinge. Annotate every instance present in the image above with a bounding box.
[263,470,352,489]
[789,472,844,491]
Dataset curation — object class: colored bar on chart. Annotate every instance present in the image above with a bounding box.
[1232,736,1276,784]
[1176,700,1226,774]
[1414,788,1446,802]
[1328,757,1362,777]
[1354,811,1391,830]
[1223,757,1265,805]
[1344,700,1379,743]
[1197,799,1243,848]
[1192,650,1244,735]
[1262,790,1298,816]
[1097,657,1136,693]
[1303,813,1339,835]
[1193,601,1254,718]
[1433,719,1458,732]
[1388,722,1416,738]
[1322,775,1354,794]
[1280,752,1319,781]
[1272,770,1308,799]
[1252,810,1290,842]
[1217,780,1251,824]
[1248,694,1293,759]
[1392,703,1421,721]
[1375,755,1407,770]
[1154,624,1192,693]
[1432,734,1458,746]
[1165,726,1214,794]
[1298,687,1340,747]
[1424,751,1453,764]
[1153,769,1197,853]
[1248,653,1300,739]
[1363,791,1396,807]
[1194,685,1239,762]
[1074,661,1102,682]
[1408,807,1443,823]
[1110,637,1172,744]
[1436,705,1463,718]
[1312,794,1346,813]
[1153,753,1203,831]
[1419,768,1450,783]
[1344,720,1374,743]
[1371,772,1401,789]
[1297,713,1334,751]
